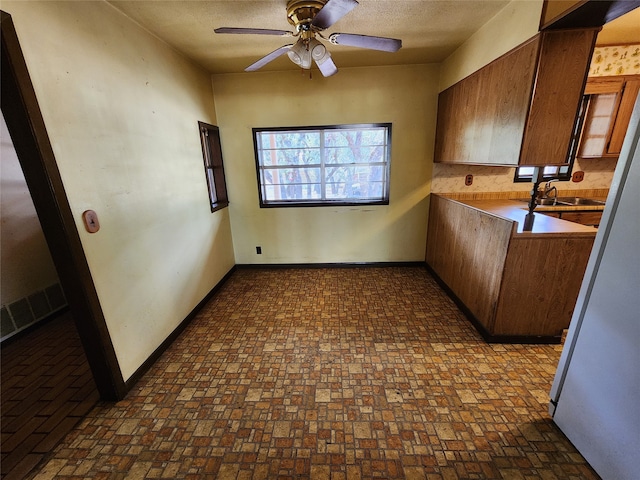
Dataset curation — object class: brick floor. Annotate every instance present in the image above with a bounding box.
[1,312,99,480]
[26,267,599,479]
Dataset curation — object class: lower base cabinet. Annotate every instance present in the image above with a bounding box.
[426,195,595,342]
[558,211,602,227]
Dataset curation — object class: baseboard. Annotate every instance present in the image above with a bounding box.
[236,261,426,269]
[424,263,561,345]
[124,265,237,392]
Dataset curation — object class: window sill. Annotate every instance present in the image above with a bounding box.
[211,202,229,213]
[260,200,389,208]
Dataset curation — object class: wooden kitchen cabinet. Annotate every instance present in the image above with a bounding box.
[434,28,598,166]
[560,211,602,227]
[426,195,596,341]
[541,210,603,227]
[577,76,640,158]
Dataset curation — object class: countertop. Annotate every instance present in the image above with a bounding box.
[450,198,599,235]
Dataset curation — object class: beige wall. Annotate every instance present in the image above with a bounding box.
[3,1,235,380]
[439,0,543,91]
[212,65,438,264]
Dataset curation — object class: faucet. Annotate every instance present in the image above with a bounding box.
[541,179,559,204]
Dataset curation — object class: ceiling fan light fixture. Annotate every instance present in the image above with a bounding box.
[288,38,329,70]
[310,40,327,61]
[287,39,313,69]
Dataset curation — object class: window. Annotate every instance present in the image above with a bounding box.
[199,122,228,212]
[253,124,391,207]
[514,164,572,182]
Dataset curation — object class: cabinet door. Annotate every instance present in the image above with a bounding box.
[520,29,598,165]
[434,29,597,166]
[434,37,538,166]
[560,211,602,227]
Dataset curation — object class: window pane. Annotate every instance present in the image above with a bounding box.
[206,168,217,203]
[324,146,385,164]
[325,165,385,199]
[262,167,321,201]
[514,164,573,183]
[259,149,318,167]
[324,131,350,147]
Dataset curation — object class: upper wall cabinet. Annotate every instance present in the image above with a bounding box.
[434,28,599,167]
[577,76,640,159]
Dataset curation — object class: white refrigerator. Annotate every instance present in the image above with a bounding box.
[549,97,640,479]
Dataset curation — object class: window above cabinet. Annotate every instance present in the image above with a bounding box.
[577,76,640,159]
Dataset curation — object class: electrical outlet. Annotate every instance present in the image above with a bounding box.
[465,174,473,186]
[256,246,262,254]
[572,171,585,183]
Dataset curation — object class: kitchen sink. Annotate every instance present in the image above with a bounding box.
[537,198,560,205]
[555,197,606,206]
[516,197,606,207]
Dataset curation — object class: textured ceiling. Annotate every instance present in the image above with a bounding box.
[596,6,640,45]
[105,1,640,75]
[106,0,511,74]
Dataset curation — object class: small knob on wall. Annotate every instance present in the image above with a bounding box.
[82,210,100,233]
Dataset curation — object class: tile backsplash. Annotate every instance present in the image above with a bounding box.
[431,158,618,194]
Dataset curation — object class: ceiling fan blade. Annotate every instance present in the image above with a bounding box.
[329,33,402,52]
[245,45,293,72]
[312,0,358,30]
[214,27,293,36]
[315,55,338,77]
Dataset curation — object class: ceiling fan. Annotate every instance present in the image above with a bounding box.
[214,0,402,77]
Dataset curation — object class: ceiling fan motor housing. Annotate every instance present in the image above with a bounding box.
[286,0,328,29]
